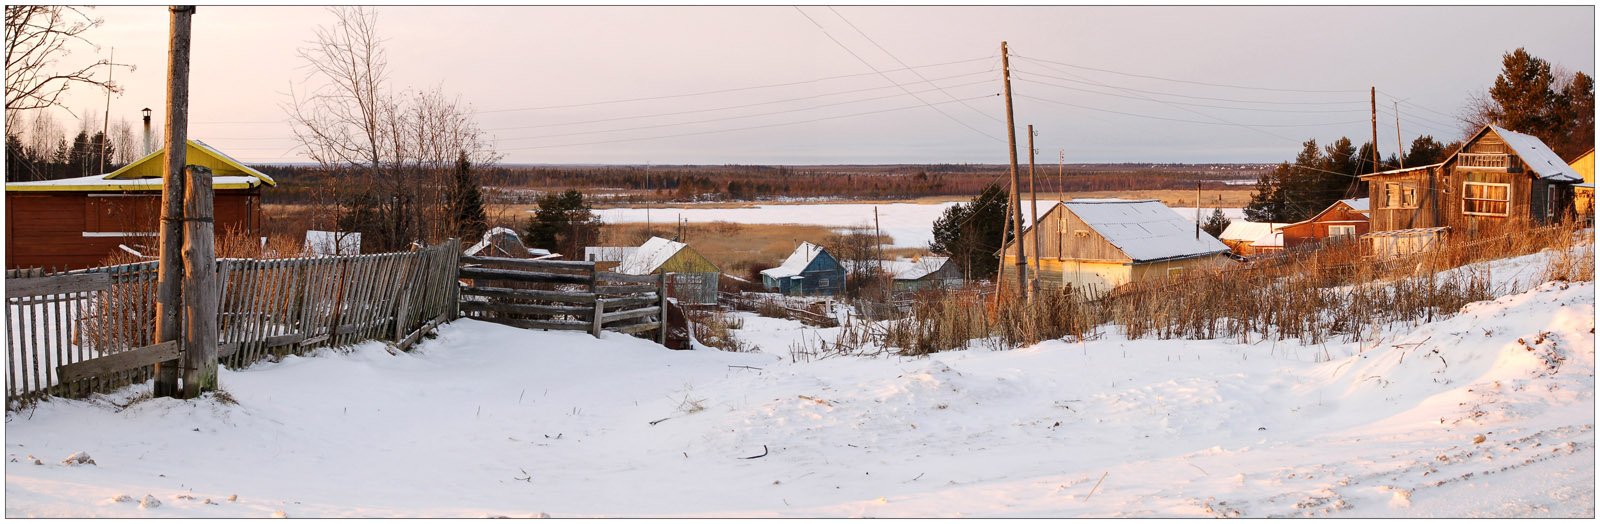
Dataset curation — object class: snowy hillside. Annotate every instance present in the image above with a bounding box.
[5,273,1594,516]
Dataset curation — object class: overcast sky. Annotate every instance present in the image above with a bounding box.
[21,5,1597,165]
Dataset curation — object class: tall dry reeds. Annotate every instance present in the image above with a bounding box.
[889,220,1591,355]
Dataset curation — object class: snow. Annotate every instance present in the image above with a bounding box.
[303,231,360,256]
[593,202,962,248]
[463,227,550,258]
[1340,198,1371,213]
[1219,220,1286,243]
[615,237,686,275]
[880,256,950,281]
[1491,125,1584,182]
[5,251,1594,517]
[3,174,267,189]
[1062,199,1232,262]
[760,242,826,279]
[1170,207,1245,225]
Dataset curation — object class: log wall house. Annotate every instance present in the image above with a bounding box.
[5,140,273,270]
[1360,126,1582,256]
[1002,199,1234,296]
[1277,198,1369,249]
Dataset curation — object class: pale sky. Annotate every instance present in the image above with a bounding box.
[20,5,1598,165]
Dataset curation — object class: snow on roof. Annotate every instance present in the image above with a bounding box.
[1249,231,1284,248]
[1577,183,1595,189]
[616,236,687,275]
[5,173,268,191]
[761,242,827,279]
[305,230,360,256]
[891,256,950,281]
[1061,199,1232,262]
[463,227,550,258]
[1339,198,1370,212]
[1489,125,1583,182]
[191,140,275,185]
[1219,221,1287,242]
[1360,162,1441,178]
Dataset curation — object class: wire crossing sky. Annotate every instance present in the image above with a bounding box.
[21,5,1596,165]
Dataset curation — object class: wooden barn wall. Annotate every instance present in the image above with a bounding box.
[1281,204,1369,248]
[1012,204,1133,264]
[6,189,262,270]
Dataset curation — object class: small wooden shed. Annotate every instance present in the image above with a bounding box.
[1003,199,1234,296]
[5,140,274,270]
[1219,220,1287,256]
[616,236,720,305]
[760,242,844,296]
[888,256,964,292]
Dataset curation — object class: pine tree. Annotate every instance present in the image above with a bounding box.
[448,152,488,241]
[1487,48,1559,135]
[524,189,602,258]
[1403,135,1447,167]
[931,183,1010,279]
[1201,208,1231,239]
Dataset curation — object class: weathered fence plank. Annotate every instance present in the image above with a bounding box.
[3,273,111,303]
[462,255,595,272]
[57,341,179,383]
[459,267,590,285]
[461,286,598,304]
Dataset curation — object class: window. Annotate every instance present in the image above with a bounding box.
[1547,185,1559,219]
[818,278,829,288]
[1383,183,1417,209]
[1166,267,1183,278]
[1327,225,1356,238]
[1462,181,1511,216]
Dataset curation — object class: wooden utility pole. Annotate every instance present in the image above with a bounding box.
[1394,101,1405,168]
[1027,125,1040,296]
[1195,181,1202,239]
[874,206,885,295]
[99,47,113,176]
[153,5,194,398]
[1001,42,1026,299]
[181,165,217,398]
[1370,87,1379,174]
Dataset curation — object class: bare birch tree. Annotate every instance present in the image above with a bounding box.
[5,6,132,127]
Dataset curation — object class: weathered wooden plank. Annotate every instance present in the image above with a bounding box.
[458,267,591,285]
[460,301,591,317]
[597,284,659,296]
[475,316,590,332]
[602,306,660,324]
[4,272,111,299]
[57,341,179,383]
[611,320,665,335]
[395,313,447,351]
[461,255,595,272]
[595,271,661,284]
[460,286,597,304]
[602,295,659,310]
[264,332,305,348]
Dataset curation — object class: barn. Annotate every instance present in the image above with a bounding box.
[1359,125,1582,257]
[5,140,273,270]
[616,236,721,305]
[1218,220,1287,256]
[887,256,964,292]
[1002,199,1234,297]
[760,242,844,296]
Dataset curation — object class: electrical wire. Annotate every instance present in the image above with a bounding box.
[826,6,1007,125]
[1019,94,1366,128]
[1012,63,1368,106]
[1015,77,1368,114]
[1012,52,1367,94]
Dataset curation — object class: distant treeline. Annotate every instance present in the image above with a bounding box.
[256,163,1266,206]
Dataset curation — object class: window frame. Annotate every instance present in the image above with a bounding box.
[1462,181,1512,217]
[1383,182,1418,209]
[1547,184,1559,219]
[1327,224,1357,238]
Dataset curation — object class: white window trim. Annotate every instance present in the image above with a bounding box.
[1547,185,1558,219]
[82,232,158,238]
[1462,181,1512,217]
[1327,224,1357,237]
[1383,182,1418,209]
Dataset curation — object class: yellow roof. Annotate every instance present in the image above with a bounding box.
[6,140,275,192]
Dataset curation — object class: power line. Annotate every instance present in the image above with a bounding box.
[476,56,997,115]
[1015,77,1368,114]
[1012,52,1368,94]
[793,7,1003,143]
[1017,95,1365,128]
[497,93,997,152]
[1013,62,1367,106]
[483,68,997,133]
[494,78,996,142]
[826,6,1006,125]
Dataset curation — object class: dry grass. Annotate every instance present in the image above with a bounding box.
[600,222,843,282]
[894,219,1593,355]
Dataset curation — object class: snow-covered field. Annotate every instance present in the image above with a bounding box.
[5,259,1594,517]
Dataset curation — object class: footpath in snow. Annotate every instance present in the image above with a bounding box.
[4,278,1594,517]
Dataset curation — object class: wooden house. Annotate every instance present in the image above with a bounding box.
[616,236,721,305]
[760,242,844,296]
[1359,125,1582,256]
[5,140,273,270]
[583,246,637,272]
[1218,220,1287,256]
[1570,148,1593,225]
[464,227,553,259]
[1277,198,1369,249]
[887,256,964,292]
[1002,199,1234,296]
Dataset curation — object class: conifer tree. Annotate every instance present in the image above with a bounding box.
[449,151,488,241]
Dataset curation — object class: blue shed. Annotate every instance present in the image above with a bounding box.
[759,242,844,296]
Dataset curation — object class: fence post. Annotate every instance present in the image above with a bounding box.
[181,165,218,398]
[592,298,604,338]
[657,271,668,345]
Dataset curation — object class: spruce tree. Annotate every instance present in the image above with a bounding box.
[1201,209,1232,239]
[449,152,488,241]
[931,183,1010,279]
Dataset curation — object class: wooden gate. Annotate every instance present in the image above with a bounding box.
[458,255,668,343]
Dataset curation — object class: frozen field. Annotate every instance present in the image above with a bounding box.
[4,249,1594,517]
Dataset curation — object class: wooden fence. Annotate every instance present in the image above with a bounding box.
[458,255,667,342]
[4,240,460,408]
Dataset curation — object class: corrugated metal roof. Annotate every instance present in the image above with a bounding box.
[1061,199,1232,263]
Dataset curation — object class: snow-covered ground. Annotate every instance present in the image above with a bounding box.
[5,260,1594,517]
